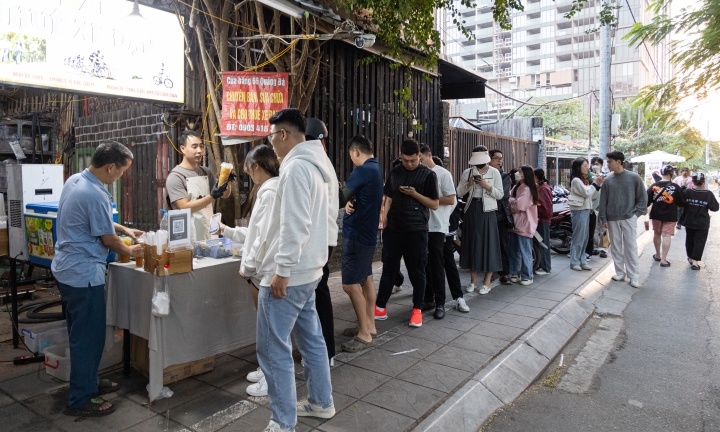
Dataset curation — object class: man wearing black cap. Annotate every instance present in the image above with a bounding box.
[647,165,686,267]
[305,118,340,364]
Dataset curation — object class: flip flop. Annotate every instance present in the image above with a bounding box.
[652,254,662,262]
[97,379,121,396]
[341,336,373,353]
[660,262,671,267]
[688,257,693,265]
[343,327,359,337]
[691,264,701,270]
[63,397,115,417]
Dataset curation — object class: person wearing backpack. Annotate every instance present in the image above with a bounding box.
[647,165,686,267]
[680,172,719,270]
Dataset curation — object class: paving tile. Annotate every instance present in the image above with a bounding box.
[194,355,259,388]
[227,344,259,364]
[318,400,414,432]
[534,281,581,294]
[397,360,471,393]
[0,403,62,432]
[469,299,509,311]
[378,335,443,359]
[22,387,68,421]
[0,362,44,384]
[127,377,216,411]
[125,415,187,432]
[386,292,416,307]
[553,296,594,328]
[449,333,510,356]
[216,405,273,432]
[362,378,445,419]
[371,331,401,348]
[468,321,527,342]
[512,296,559,310]
[333,318,359,338]
[0,369,67,401]
[331,307,359,324]
[404,325,463,345]
[500,303,550,319]
[295,386,356,429]
[0,390,14,408]
[523,289,569,302]
[170,388,255,430]
[424,346,491,373]
[51,396,155,432]
[414,380,504,432]
[349,348,419,377]
[329,365,390,399]
[443,305,496,322]
[521,313,578,359]
[485,312,538,329]
[427,314,481,332]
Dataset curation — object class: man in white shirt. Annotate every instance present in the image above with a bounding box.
[419,145,466,319]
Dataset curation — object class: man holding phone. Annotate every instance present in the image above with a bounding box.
[375,140,439,328]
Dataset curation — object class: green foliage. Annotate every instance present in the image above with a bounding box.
[564,0,620,32]
[516,99,597,140]
[0,32,46,63]
[492,0,524,30]
[624,0,720,129]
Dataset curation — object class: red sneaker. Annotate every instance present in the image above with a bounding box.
[409,308,423,327]
[374,306,387,321]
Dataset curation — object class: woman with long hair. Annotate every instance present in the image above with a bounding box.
[456,146,505,294]
[508,165,539,285]
[568,157,603,271]
[534,168,553,275]
[221,144,280,398]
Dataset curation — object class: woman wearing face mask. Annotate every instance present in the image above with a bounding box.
[222,144,280,398]
[456,146,505,294]
[508,166,539,285]
[567,158,604,271]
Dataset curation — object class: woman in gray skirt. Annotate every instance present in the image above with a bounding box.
[457,146,505,295]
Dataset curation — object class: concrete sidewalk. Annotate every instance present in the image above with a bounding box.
[0,247,616,432]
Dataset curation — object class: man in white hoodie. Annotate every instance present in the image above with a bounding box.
[258,109,335,432]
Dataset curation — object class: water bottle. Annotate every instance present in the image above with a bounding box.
[159,209,168,231]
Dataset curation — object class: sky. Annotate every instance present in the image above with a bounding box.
[668,0,720,140]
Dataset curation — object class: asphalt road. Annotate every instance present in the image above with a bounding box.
[483,214,720,432]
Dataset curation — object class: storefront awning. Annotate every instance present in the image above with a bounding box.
[438,58,486,100]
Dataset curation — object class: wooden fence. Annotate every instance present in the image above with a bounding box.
[447,126,539,184]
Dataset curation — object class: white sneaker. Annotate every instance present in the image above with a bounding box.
[456,297,470,312]
[466,283,476,293]
[296,397,336,419]
[570,265,582,271]
[612,273,626,281]
[478,285,491,295]
[581,265,592,271]
[329,357,335,367]
[520,279,534,286]
[263,420,291,432]
[535,269,549,275]
[629,279,641,288]
[247,367,264,383]
[510,275,520,283]
[392,285,403,294]
[247,376,268,397]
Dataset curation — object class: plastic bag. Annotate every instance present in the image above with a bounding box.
[152,270,170,317]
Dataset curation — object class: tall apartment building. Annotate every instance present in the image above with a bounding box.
[442,0,672,121]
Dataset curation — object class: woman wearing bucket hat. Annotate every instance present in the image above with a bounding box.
[456,146,505,294]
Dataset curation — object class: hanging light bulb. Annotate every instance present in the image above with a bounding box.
[126,0,145,20]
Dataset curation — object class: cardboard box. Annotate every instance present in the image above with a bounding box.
[129,334,215,385]
[0,228,8,257]
[143,244,193,276]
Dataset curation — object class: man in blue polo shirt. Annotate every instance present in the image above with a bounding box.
[339,135,384,353]
[52,141,144,417]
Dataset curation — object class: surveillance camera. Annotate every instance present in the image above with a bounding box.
[354,34,376,49]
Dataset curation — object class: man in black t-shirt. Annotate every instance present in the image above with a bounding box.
[374,140,439,328]
[647,165,686,266]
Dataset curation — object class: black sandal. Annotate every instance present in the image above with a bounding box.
[97,379,121,396]
[63,397,116,417]
[652,254,662,262]
[691,264,701,270]
[660,262,671,267]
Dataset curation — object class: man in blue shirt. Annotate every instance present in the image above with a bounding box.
[52,141,144,417]
[339,135,384,353]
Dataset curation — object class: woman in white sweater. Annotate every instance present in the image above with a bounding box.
[220,145,280,397]
[568,158,603,271]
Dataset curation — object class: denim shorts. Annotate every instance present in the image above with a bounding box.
[341,237,375,285]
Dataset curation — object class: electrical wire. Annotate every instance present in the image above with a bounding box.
[624,0,663,84]
[485,84,595,107]
[175,0,263,34]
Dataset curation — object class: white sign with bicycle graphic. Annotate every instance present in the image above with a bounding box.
[0,0,184,103]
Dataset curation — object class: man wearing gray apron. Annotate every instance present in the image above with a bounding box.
[166,130,231,240]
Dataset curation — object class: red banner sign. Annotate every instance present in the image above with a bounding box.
[221,71,289,137]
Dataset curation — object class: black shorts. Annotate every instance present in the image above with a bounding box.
[341,238,375,285]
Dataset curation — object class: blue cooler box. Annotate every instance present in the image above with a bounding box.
[25,202,119,266]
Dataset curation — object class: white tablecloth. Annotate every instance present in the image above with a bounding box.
[105,257,256,401]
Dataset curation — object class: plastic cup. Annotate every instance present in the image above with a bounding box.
[644,220,650,231]
[120,236,132,263]
[218,162,233,185]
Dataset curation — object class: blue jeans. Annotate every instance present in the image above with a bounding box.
[257,279,333,430]
[56,282,106,409]
[509,233,534,280]
[537,222,552,272]
[570,210,590,266]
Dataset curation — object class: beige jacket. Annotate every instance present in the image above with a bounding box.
[457,166,505,212]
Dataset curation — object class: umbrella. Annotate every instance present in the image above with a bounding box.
[629,150,686,163]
